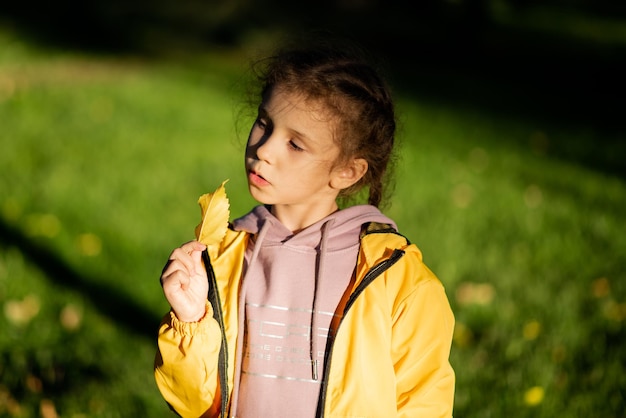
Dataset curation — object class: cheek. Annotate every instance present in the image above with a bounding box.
[247,128,259,146]
[245,130,261,156]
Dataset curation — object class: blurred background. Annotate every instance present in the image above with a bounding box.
[1,1,625,417]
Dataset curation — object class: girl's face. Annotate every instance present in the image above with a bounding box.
[245,88,348,225]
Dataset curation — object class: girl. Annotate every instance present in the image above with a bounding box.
[155,38,455,417]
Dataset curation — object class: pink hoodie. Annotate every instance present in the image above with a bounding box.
[229,204,396,417]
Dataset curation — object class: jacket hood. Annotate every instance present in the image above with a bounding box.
[232,204,396,251]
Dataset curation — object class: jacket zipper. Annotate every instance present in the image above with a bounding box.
[203,250,230,418]
[315,248,405,418]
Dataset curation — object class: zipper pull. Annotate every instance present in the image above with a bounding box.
[312,359,319,380]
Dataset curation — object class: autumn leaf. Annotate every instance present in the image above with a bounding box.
[195,179,230,247]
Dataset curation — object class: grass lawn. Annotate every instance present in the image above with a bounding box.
[1,25,625,417]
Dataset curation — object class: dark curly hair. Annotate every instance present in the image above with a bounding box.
[247,36,397,208]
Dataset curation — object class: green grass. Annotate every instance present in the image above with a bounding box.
[1,26,625,417]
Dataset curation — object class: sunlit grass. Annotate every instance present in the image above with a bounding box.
[1,25,625,417]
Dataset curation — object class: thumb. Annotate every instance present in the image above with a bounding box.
[192,248,206,276]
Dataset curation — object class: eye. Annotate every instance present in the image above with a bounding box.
[253,118,274,139]
[288,140,304,152]
[255,117,268,130]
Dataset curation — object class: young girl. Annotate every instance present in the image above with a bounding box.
[154,38,455,417]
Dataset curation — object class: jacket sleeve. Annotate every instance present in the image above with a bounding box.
[154,302,223,418]
[393,277,456,418]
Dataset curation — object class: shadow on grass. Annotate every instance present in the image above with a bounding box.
[0,219,170,415]
[377,22,626,180]
[0,218,161,341]
[3,2,625,181]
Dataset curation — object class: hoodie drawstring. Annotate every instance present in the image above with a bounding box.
[310,219,334,380]
[230,220,273,417]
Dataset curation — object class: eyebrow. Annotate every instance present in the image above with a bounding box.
[258,104,316,145]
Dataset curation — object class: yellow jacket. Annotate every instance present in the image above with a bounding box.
[155,223,455,417]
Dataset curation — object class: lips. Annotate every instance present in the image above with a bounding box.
[248,169,270,187]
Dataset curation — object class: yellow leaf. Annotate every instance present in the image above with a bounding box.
[195,180,230,247]
[524,386,544,406]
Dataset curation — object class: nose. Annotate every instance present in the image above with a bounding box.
[249,132,276,164]
[256,137,271,162]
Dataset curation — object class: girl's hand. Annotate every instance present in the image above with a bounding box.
[160,241,209,322]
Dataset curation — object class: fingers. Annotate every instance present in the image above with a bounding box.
[162,268,192,292]
[160,241,207,285]
[182,240,207,254]
[159,241,210,322]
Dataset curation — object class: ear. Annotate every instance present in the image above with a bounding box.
[330,158,368,190]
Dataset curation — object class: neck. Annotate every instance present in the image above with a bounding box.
[270,201,339,233]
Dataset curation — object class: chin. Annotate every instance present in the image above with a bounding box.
[248,186,271,205]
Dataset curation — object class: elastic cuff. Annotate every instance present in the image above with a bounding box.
[169,301,212,335]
